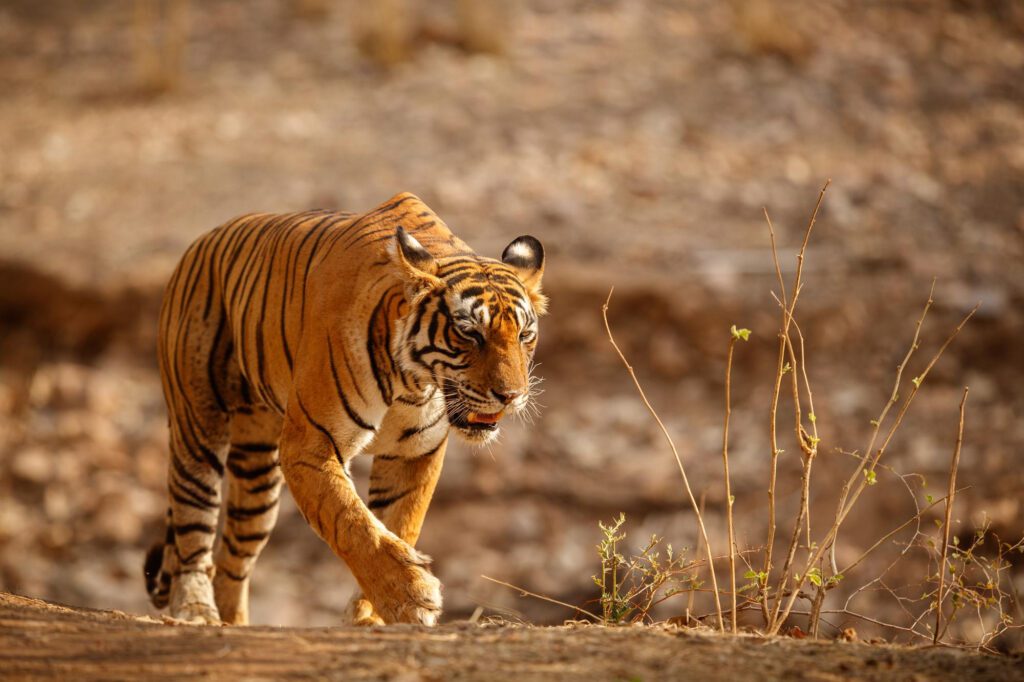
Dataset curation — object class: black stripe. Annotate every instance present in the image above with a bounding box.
[206,314,229,413]
[232,442,278,453]
[250,213,309,411]
[175,523,216,535]
[171,452,219,497]
[415,438,447,460]
[247,478,282,494]
[327,335,377,432]
[459,286,486,299]
[233,531,271,543]
[222,535,257,559]
[227,459,280,480]
[366,290,398,404]
[280,213,336,371]
[398,411,447,441]
[219,567,248,581]
[177,236,211,320]
[296,395,346,470]
[177,546,209,566]
[170,482,218,511]
[227,498,280,520]
[180,415,226,477]
[298,220,338,328]
[368,488,411,510]
[339,342,368,404]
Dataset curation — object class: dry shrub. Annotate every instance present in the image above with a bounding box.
[491,182,1023,653]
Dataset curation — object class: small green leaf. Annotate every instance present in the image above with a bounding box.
[925,494,934,504]
[808,413,817,423]
[781,362,792,375]
[728,495,735,506]
[731,325,752,342]
[863,469,877,486]
[869,419,880,427]
[911,376,922,388]
[744,570,758,580]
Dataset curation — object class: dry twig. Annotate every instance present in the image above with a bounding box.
[603,288,725,632]
[722,329,745,633]
[934,387,969,645]
[480,576,601,622]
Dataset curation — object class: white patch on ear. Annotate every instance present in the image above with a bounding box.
[506,241,533,260]
[405,232,427,252]
[393,227,441,297]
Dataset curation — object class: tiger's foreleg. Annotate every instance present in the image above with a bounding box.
[349,439,448,625]
[212,407,284,625]
[278,409,443,625]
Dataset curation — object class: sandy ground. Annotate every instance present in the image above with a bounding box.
[2,592,1021,682]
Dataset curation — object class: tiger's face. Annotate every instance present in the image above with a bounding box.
[392,228,547,444]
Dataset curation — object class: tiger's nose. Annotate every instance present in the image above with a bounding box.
[492,389,522,405]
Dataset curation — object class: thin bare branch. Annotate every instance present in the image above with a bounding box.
[935,387,969,645]
[723,333,740,633]
[481,575,601,622]
[603,288,724,632]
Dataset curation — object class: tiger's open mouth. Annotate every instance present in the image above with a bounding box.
[451,409,505,432]
[442,380,506,439]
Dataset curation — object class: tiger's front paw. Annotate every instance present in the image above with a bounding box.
[364,541,442,625]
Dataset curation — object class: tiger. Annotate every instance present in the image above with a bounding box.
[143,192,546,626]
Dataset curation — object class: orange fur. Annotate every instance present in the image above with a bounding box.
[146,193,545,625]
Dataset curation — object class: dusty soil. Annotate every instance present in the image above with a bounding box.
[1,593,1020,682]
[0,0,1022,644]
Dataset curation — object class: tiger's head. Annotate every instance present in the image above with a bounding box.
[391,227,547,444]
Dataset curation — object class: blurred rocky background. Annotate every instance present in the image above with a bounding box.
[1,0,1021,642]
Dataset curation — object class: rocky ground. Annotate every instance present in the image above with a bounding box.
[0,0,1022,649]
[2,593,1022,681]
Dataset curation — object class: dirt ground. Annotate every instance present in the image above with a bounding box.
[2,593,1021,682]
[0,0,1022,649]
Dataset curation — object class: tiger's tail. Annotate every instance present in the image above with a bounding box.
[143,508,174,609]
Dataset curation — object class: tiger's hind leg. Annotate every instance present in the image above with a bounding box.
[213,406,284,625]
[165,409,230,624]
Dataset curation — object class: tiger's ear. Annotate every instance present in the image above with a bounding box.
[502,236,547,315]
[391,227,443,297]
